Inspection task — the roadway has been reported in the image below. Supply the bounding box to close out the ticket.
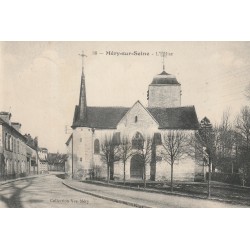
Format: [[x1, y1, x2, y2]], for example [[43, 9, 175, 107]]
[[0, 174, 130, 208]]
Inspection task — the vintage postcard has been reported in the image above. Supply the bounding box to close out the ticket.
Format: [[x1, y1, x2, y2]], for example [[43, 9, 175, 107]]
[[0, 41, 250, 208]]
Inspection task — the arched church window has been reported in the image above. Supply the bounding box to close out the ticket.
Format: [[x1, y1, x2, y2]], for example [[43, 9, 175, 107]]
[[153, 133, 162, 145], [94, 139, 100, 154], [132, 132, 144, 149], [135, 116, 138, 123], [113, 132, 121, 145]]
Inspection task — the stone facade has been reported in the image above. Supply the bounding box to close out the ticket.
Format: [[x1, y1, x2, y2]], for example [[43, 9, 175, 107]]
[[66, 125, 201, 182], [148, 84, 181, 108], [148, 71, 181, 108], [0, 112, 38, 179]]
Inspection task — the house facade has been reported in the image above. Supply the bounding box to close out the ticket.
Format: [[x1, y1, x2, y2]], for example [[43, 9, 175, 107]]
[[66, 65, 203, 182], [37, 148, 49, 174], [0, 112, 38, 179], [24, 134, 39, 175], [0, 112, 48, 180]]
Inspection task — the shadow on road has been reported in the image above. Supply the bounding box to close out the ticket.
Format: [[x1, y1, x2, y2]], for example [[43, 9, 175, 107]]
[[0, 178, 34, 208]]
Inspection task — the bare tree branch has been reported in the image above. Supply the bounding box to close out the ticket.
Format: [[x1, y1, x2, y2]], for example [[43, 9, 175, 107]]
[[160, 130, 189, 192], [133, 135, 153, 188], [118, 136, 133, 184], [100, 134, 120, 183]]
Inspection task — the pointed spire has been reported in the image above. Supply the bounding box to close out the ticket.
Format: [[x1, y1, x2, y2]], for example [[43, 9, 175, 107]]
[[78, 51, 88, 125]]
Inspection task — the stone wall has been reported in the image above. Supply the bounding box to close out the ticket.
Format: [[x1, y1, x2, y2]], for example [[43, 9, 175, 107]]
[[117, 101, 158, 136], [148, 84, 181, 108], [66, 103, 202, 182]]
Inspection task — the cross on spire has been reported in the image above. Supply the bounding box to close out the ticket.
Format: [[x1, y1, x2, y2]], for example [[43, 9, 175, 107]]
[[78, 50, 87, 73], [160, 52, 173, 71], [162, 53, 166, 71]]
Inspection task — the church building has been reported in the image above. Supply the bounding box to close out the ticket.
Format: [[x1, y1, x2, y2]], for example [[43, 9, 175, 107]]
[[66, 59, 203, 182]]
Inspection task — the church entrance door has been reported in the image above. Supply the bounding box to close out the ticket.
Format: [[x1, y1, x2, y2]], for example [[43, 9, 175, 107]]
[[130, 154, 143, 179]]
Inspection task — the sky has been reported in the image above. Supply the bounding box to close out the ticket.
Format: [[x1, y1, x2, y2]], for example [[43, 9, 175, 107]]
[[1, 41, 250, 153]]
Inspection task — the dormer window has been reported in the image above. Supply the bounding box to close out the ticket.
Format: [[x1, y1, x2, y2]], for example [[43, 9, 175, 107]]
[[135, 116, 138, 123]]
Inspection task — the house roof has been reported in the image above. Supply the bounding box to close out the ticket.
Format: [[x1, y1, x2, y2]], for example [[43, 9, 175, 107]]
[[72, 105, 199, 130], [0, 117, 27, 141]]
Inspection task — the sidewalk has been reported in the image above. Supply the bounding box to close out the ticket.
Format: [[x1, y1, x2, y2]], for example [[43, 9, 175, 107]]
[[63, 180, 247, 208], [0, 173, 50, 186]]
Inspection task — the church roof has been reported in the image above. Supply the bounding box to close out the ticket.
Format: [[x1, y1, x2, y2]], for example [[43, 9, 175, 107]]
[[151, 71, 180, 85], [72, 105, 199, 130], [72, 106, 130, 129], [148, 106, 199, 129]]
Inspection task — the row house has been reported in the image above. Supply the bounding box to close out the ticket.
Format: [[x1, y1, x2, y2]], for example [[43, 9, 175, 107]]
[[0, 112, 48, 180]]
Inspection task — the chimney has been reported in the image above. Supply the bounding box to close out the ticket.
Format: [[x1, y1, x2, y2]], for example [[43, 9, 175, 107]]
[[0, 112, 12, 125], [11, 122, 22, 133]]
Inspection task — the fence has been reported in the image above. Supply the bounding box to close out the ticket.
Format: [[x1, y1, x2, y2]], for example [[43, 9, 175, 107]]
[[206, 172, 241, 185]]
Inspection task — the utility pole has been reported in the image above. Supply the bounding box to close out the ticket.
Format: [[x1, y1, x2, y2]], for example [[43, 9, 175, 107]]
[[200, 117, 213, 199], [91, 128, 95, 179]]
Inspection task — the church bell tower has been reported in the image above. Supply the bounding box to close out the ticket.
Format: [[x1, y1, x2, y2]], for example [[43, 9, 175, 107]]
[[148, 54, 181, 108], [148, 70, 181, 108]]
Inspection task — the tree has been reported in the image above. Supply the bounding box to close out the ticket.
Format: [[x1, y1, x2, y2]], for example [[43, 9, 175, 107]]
[[214, 109, 235, 173], [245, 83, 250, 100], [133, 135, 153, 189], [197, 117, 215, 198], [100, 135, 120, 183], [118, 136, 133, 185], [235, 106, 250, 186], [160, 130, 188, 192], [236, 106, 250, 150], [47, 153, 67, 171]]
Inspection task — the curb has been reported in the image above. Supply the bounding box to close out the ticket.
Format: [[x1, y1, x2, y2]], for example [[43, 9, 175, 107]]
[[82, 180, 249, 207], [0, 174, 51, 186], [62, 181, 151, 208], [83, 180, 208, 199]]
